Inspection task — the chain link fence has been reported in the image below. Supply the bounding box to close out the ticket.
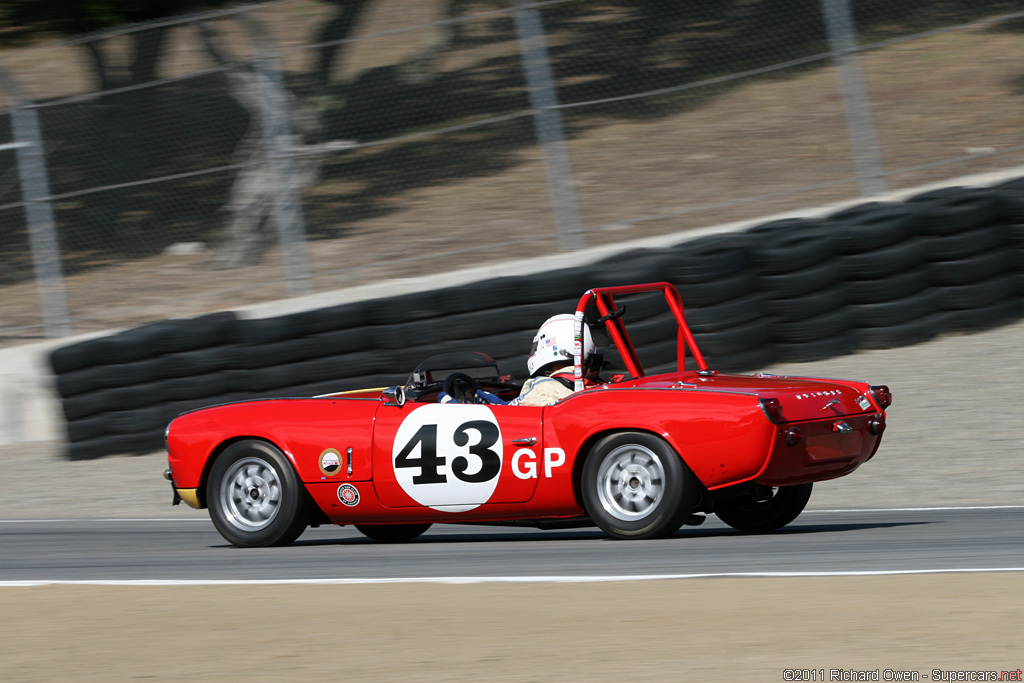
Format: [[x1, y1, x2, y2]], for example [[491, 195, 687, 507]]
[[1, 0, 1022, 343]]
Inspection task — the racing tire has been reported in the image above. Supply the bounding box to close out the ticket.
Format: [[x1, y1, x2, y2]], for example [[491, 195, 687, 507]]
[[714, 483, 813, 533], [355, 523, 432, 542], [581, 432, 697, 540], [207, 440, 308, 548]]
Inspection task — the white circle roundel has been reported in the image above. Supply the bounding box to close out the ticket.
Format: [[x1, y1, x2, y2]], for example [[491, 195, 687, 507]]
[[391, 404, 503, 513]]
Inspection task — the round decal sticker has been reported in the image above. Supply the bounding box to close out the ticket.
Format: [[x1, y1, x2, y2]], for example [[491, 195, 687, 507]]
[[391, 404, 502, 513], [319, 448, 342, 477], [337, 483, 360, 507]]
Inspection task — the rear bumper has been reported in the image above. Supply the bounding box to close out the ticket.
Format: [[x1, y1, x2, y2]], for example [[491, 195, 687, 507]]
[[755, 413, 884, 486]]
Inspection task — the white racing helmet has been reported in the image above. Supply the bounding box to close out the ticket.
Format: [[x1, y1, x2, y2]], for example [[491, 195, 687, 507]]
[[527, 314, 596, 377]]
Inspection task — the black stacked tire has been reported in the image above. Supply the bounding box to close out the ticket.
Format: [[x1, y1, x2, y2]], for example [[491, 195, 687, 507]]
[[669, 234, 773, 372], [828, 203, 938, 350]]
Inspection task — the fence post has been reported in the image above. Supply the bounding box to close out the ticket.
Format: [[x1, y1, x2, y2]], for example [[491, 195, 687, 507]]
[[0, 67, 72, 338], [822, 0, 887, 196], [513, 2, 586, 251], [239, 14, 314, 297]]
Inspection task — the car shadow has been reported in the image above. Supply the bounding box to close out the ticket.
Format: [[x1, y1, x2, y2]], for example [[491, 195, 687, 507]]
[[282, 519, 932, 547]]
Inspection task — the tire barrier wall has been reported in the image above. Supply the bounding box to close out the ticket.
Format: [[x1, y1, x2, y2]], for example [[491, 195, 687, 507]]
[[49, 182, 1024, 459]]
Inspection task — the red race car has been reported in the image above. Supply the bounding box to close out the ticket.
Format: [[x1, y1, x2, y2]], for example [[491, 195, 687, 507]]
[[164, 282, 890, 547]]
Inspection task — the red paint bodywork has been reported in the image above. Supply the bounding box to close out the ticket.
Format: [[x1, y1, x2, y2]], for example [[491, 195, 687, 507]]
[[165, 283, 888, 526]]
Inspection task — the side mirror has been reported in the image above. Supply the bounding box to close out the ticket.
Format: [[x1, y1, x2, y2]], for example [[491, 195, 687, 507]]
[[381, 385, 406, 407]]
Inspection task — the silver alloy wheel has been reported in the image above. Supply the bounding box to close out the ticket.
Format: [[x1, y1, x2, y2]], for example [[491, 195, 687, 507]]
[[595, 443, 666, 522], [219, 456, 283, 531]]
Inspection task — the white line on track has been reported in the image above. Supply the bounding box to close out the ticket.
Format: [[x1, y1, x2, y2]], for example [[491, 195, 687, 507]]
[[1, 504, 1021, 524], [2, 567, 1024, 587]]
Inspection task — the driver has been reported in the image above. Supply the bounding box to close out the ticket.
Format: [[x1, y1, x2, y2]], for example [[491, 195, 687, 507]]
[[436, 314, 602, 406], [509, 314, 598, 406]]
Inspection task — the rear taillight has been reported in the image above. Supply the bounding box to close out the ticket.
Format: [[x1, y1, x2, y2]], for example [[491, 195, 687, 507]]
[[784, 426, 804, 446], [759, 397, 783, 424], [870, 385, 892, 409]]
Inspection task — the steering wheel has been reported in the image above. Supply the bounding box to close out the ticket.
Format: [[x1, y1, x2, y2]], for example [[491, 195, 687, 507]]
[[443, 372, 484, 404]]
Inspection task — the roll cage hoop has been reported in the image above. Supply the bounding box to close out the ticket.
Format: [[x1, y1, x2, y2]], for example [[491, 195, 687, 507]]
[[572, 282, 709, 391]]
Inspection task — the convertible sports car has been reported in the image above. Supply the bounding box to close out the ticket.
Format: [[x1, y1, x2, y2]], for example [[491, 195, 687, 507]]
[[164, 282, 890, 547]]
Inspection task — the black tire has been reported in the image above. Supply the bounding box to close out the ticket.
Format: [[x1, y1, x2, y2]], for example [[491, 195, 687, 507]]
[[929, 249, 1014, 286], [934, 274, 1018, 310], [749, 223, 834, 274], [685, 293, 766, 332], [702, 344, 777, 374], [617, 312, 675, 345], [848, 288, 938, 328], [287, 301, 371, 336], [858, 313, 944, 349], [367, 290, 446, 325], [355, 524, 432, 542], [773, 332, 859, 363], [765, 287, 846, 322], [828, 203, 922, 253], [936, 296, 1023, 333], [678, 272, 757, 307], [843, 267, 931, 304], [240, 317, 297, 345], [714, 483, 813, 533], [693, 318, 771, 356], [839, 238, 929, 280], [994, 182, 1024, 224], [588, 250, 675, 288], [669, 235, 752, 284], [908, 186, 1000, 235], [581, 432, 697, 539], [758, 261, 842, 299], [924, 223, 1008, 261], [207, 440, 308, 547], [770, 307, 851, 343]]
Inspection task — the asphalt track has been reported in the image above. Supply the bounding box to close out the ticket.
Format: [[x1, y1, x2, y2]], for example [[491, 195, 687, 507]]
[[2, 506, 1021, 584]]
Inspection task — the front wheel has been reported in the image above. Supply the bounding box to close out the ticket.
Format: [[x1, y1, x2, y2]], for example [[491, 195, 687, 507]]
[[355, 523, 432, 542], [714, 483, 813, 533], [207, 439, 308, 547], [581, 432, 697, 539]]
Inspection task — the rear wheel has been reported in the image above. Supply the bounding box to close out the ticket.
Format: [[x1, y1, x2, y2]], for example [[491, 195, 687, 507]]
[[714, 483, 813, 533], [355, 523, 432, 542], [581, 432, 696, 539], [207, 439, 308, 547]]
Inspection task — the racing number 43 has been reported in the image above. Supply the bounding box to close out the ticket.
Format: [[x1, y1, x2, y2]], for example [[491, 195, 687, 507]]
[[395, 421, 501, 484]]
